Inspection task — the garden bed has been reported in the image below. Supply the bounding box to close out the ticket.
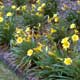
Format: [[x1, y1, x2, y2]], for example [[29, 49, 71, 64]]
[[0, 0, 80, 80]]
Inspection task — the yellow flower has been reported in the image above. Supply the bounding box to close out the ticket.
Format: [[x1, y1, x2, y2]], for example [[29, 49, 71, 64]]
[[53, 14, 58, 18], [16, 37, 23, 44], [70, 23, 76, 29], [72, 34, 79, 42], [38, 23, 41, 27], [74, 29, 79, 34], [16, 28, 22, 34], [57, 58, 63, 61], [37, 3, 45, 13], [32, 4, 36, 9], [25, 34, 32, 42], [16, 7, 20, 11], [36, 0, 40, 4], [33, 46, 42, 52], [21, 5, 27, 11], [63, 3, 69, 10], [61, 37, 69, 44], [26, 37, 31, 42], [0, 16, 3, 23], [25, 27, 30, 32], [38, 7, 43, 12], [15, 34, 19, 37], [35, 12, 43, 17], [33, 43, 43, 52], [0, 5, 4, 9], [11, 5, 16, 9], [48, 15, 52, 23], [62, 41, 70, 50], [6, 12, 13, 17], [50, 28, 57, 33], [34, 34, 41, 39], [61, 6, 66, 11], [48, 51, 55, 56], [53, 14, 59, 23], [61, 3, 69, 11], [54, 17, 59, 23], [27, 49, 33, 56], [64, 58, 72, 65], [45, 46, 48, 52], [38, 42, 43, 47], [41, 3, 46, 8]]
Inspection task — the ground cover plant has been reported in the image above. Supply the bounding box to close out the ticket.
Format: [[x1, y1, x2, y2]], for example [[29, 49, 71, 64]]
[[0, 0, 80, 80]]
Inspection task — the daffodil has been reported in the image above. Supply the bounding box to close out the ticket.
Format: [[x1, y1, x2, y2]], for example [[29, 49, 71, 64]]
[[11, 5, 16, 9], [72, 34, 79, 42], [16, 37, 23, 44], [53, 14, 59, 23], [15, 34, 19, 38], [25, 34, 32, 42], [33, 43, 43, 52], [38, 23, 41, 27], [38, 42, 43, 47], [27, 49, 33, 56], [25, 27, 30, 32], [21, 5, 27, 11], [48, 51, 55, 56], [61, 6, 66, 11], [70, 23, 76, 29], [26, 37, 31, 42], [32, 4, 36, 9], [33, 46, 42, 52], [36, 0, 40, 4], [50, 28, 57, 34], [34, 34, 40, 39], [54, 17, 59, 23], [45, 46, 48, 52], [0, 16, 3, 23], [64, 58, 72, 65], [48, 16, 52, 23], [41, 3, 46, 8], [38, 3, 45, 12], [16, 28, 22, 34], [38, 7, 43, 12], [53, 14, 58, 18], [35, 12, 43, 17], [62, 41, 70, 50], [74, 29, 79, 34], [16, 7, 20, 11], [61, 37, 69, 44], [63, 3, 69, 10], [61, 3, 69, 11], [6, 12, 13, 17], [0, 5, 4, 9]]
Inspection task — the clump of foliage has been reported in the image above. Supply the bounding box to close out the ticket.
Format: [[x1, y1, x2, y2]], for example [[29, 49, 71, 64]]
[[66, 10, 80, 31], [12, 0, 27, 6], [44, 0, 58, 17]]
